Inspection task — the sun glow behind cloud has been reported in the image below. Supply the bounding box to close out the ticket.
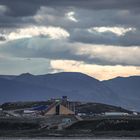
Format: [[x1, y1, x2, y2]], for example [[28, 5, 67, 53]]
[[51, 60, 140, 80], [5, 26, 70, 41], [88, 27, 135, 36]]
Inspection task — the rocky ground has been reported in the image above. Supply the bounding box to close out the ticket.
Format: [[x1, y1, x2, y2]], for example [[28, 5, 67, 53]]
[[0, 115, 140, 137]]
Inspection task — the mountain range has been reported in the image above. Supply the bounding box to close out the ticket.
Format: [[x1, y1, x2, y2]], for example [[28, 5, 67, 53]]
[[0, 72, 140, 111]]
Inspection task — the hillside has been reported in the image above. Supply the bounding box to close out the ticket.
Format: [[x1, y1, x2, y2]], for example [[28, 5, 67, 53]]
[[0, 72, 118, 105], [76, 102, 132, 114], [0, 72, 140, 111], [0, 77, 65, 102], [103, 76, 140, 111]]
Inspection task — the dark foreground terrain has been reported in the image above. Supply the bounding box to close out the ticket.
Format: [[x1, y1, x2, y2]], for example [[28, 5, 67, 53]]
[[0, 115, 140, 137], [1, 129, 140, 138], [0, 100, 139, 137]]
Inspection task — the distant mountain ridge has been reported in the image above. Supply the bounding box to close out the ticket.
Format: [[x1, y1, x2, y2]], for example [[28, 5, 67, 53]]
[[103, 76, 140, 111], [0, 72, 140, 111]]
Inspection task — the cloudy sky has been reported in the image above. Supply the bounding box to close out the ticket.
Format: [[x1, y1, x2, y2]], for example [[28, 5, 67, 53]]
[[0, 0, 140, 80]]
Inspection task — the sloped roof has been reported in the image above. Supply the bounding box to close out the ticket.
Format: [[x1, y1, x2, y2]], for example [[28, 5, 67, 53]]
[[31, 105, 49, 111]]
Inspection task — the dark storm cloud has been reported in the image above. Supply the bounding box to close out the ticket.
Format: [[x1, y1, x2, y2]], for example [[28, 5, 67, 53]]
[[0, 15, 25, 28], [0, 0, 44, 17], [0, 35, 6, 41], [48, 0, 137, 11], [1, 1, 140, 30], [119, 30, 140, 46], [69, 29, 140, 46], [0, 0, 140, 17], [69, 29, 119, 46], [0, 0, 140, 46], [0, 0, 139, 26]]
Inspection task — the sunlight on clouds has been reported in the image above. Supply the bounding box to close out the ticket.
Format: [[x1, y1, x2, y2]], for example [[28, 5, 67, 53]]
[[1, 39, 140, 66], [76, 44, 140, 66], [51, 60, 140, 80], [7, 26, 70, 40], [88, 27, 135, 36], [66, 11, 78, 22]]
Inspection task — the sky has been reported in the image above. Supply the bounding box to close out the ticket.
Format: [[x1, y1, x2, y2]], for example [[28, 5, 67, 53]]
[[0, 0, 140, 80]]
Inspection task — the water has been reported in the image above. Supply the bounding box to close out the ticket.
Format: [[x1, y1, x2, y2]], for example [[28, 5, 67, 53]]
[[0, 138, 140, 140]]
